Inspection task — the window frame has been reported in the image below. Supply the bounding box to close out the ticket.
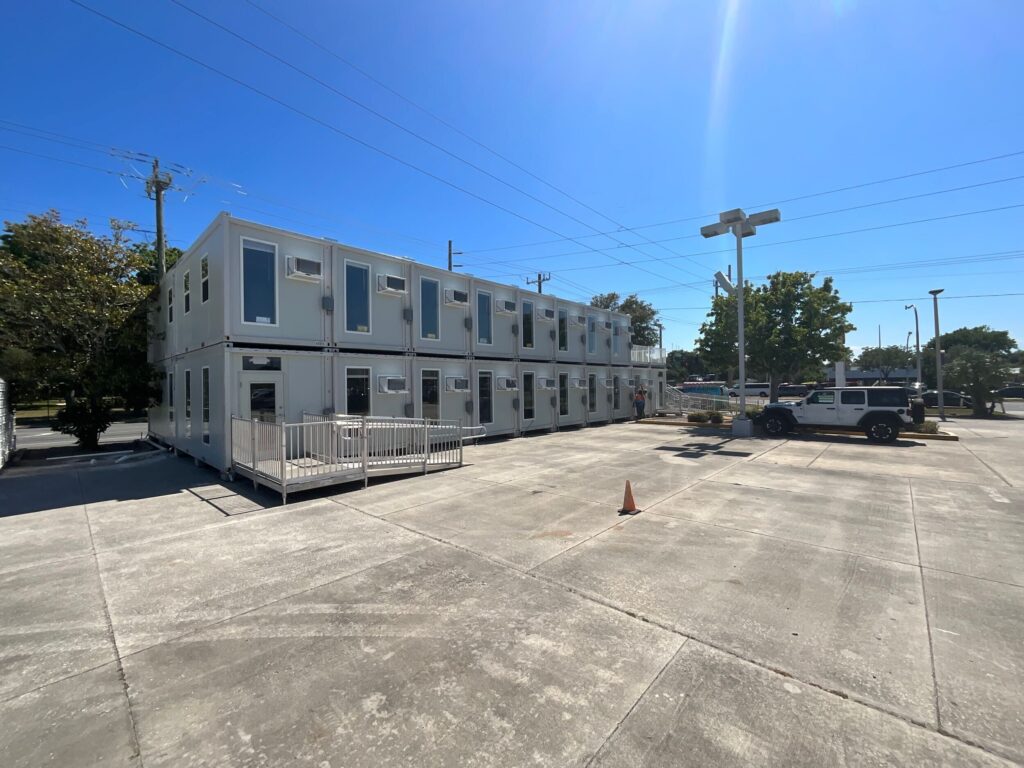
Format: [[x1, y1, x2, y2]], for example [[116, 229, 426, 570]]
[[421, 369, 441, 421], [200, 254, 210, 304], [476, 290, 493, 346], [344, 259, 372, 335], [183, 270, 191, 315], [557, 308, 568, 351], [167, 370, 175, 426], [240, 236, 280, 327], [521, 299, 534, 349], [587, 316, 597, 354], [558, 372, 569, 416], [588, 373, 597, 413], [201, 367, 210, 444], [420, 276, 441, 341], [613, 376, 621, 410], [184, 369, 192, 438], [840, 390, 866, 405], [345, 366, 372, 416], [478, 370, 494, 425], [522, 371, 535, 419], [167, 287, 173, 324]]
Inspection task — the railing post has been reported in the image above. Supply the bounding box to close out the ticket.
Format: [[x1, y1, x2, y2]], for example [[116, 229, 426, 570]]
[[250, 418, 257, 490], [280, 423, 287, 502], [361, 415, 369, 488], [423, 420, 429, 474]]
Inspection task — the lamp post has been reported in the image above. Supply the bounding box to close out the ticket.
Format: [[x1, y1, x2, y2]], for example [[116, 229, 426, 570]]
[[929, 289, 945, 420], [904, 303, 922, 385], [701, 208, 781, 436]]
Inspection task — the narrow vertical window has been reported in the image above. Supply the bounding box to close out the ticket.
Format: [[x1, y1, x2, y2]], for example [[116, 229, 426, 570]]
[[478, 372, 493, 424], [346, 368, 370, 415], [200, 255, 209, 303], [167, 287, 173, 324], [523, 372, 535, 419], [168, 371, 175, 425], [612, 323, 620, 355], [558, 374, 569, 416], [522, 300, 534, 349], [183, 271, 191, 315], [558, 309, 568, 351], [613, 376, 621, 410], [587, 317, 596, 354], [201, 367, 210, 444], [477, 291, 492, 344], [184, 369, 192, 437], [345, 262, 370, 333], [422, 370, 440, 421], [242, 239, 277, 324], [421, 278, 439, 339], [588, 374, 597, 413]]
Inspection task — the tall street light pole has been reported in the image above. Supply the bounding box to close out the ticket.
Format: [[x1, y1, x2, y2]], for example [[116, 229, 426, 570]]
[[701, 208, 781, 437], [929, 289, 945, 420], [905, 303, 922, 385]]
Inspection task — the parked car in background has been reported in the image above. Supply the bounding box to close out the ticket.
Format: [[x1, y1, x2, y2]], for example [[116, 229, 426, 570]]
[[727, 382, 770, 398], [921, 390, 973, 408], [777, 383, 809, 397], [993, 385, 1024, 399]]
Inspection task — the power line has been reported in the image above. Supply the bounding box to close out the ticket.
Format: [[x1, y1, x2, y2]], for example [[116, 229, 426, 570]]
[[162, 0, 708, 288], [0, 144, 145, 180], [461, 148, 1024, 255], [849, 292, 1024, 305]]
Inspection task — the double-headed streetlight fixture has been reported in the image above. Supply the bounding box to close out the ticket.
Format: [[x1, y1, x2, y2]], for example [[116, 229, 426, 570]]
[[904, 303, 922, 385], [929, 289, 945, 420], [701, 207, 781, 436]]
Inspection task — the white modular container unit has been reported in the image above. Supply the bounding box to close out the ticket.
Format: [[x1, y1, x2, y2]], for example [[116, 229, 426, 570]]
[[583, 366, 612, 424], [469, 277, 518, 359], [609, 369, 632, 420], [556, 364, 587, 428], [519, 362, 557, 433], [472, 359, 518, 437], [332, 244, 411, 353], [518, 290, 557, 362], [610, 314, 633, 366], [412, 357, 473, 425], [332, 353, 412, 419], [555, 300, 588, 363], [584, 309, 614, 366], [411, 265, 472, 357]]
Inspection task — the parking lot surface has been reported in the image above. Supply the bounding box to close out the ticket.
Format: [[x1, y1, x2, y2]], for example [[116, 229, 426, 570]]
[[1, 418, 1021, 766]]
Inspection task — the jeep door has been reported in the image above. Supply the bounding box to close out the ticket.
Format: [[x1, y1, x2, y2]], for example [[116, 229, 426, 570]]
[[837, 390, 867, 426], [802, 390, 839, 425]]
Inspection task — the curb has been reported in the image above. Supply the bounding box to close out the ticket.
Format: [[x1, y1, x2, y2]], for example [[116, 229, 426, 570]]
[[638, 419, 958, 441]]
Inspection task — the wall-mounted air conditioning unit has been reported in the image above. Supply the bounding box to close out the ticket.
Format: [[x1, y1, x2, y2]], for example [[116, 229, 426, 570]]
[[538, 308, 555, 322], [603, 378, 614, 387], [626, 378, 637, 386], [571, 314, 586, 326], [445, 376, 471, 392], [377, 274, 407, 295], [377, 375, 408, 394], [496, 300, 517, 314], [570, 377, 586, 389], [286, 256, 322, 281], [444, 288, 469, 306], [538, 378, 557, 390], [603, 321, 613, 330], [496, 376, 519, 391]]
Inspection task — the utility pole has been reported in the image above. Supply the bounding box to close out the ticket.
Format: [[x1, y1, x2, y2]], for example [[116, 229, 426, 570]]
[[146, 158, 173, 278], [905, 304, 922, 384], [447, 240, 463, 272], [930, 288, 945, 420], [526, 272, 551, 294]]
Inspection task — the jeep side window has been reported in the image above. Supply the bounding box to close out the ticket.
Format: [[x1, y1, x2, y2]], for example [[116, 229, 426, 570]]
[[841, 391, 866, 405], [867, 389, 908, 407], [808, 391, 835, 404]]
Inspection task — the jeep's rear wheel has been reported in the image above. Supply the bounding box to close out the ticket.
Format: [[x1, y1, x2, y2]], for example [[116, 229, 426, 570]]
[[865, 419, 899, 443], [762, 414, 790, 437]]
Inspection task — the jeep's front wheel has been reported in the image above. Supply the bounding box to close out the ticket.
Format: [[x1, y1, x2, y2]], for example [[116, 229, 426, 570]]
[[865, 419, 899, 443], [762, 414, 790, 437]]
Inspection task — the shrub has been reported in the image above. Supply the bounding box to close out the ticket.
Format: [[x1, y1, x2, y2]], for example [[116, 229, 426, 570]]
[[708, 411, 724, 424], [687, 411, 709, 423], [912, 421, 939, 434], [745, 406, 763, 420]]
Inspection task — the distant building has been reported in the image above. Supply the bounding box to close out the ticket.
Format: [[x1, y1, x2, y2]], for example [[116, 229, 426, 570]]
[[824, 367, 918, 386]]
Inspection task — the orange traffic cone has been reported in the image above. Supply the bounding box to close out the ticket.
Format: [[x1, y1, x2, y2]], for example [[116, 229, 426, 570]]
[[619, 480, 641, 515]]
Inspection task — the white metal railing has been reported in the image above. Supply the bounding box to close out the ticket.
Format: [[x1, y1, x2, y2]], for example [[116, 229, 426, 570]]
[[232, 413, 466, 502], [662, 385, 739, 416], [631, 346, 667, 364], [0, 379, 13, 470]]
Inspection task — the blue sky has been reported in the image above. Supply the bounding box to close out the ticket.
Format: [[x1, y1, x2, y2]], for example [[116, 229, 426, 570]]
[[2, 0, 1022, 354]]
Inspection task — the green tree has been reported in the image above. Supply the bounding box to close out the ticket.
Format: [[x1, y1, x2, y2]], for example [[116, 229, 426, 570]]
[[697, 272, 853, 401], [666, 350, 705, 383], [944, 348, 1009, 417], [922, 326, 1017, 387], [0, 211, 159, 448], [590, 292, 660, 346], [856, 345, 911, 382]]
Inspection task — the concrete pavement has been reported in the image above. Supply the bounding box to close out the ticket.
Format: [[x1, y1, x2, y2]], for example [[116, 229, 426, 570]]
[[0, 418, 1021, 766]]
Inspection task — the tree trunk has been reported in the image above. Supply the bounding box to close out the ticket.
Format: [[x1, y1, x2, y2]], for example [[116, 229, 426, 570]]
[[769, 372, 781, 403]]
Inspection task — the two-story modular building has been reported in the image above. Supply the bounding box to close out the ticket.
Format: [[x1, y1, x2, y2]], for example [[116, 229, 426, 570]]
[[148, 213, 667, 471]]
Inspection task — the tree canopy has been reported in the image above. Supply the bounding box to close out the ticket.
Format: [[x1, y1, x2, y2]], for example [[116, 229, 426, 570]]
[[697, 271, 854, 400], [855, 345, 912, 382], [590, 292, 660, 346], [0, 211, 159, 447], [922, 325, 1018, 388], [944, 349, 1009, 416]]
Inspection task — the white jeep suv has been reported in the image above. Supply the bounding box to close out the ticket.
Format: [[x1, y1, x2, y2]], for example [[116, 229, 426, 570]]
[[756, 387, 914, 443]]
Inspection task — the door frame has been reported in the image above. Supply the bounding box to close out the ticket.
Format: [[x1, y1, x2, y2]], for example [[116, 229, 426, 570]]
[[238, 371, 285, 423]]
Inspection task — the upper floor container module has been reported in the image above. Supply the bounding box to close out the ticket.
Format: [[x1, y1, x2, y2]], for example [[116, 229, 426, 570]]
[[151, 213, 641, 365]]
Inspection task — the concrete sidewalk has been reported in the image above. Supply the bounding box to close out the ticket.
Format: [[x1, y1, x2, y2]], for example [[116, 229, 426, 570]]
[[0, 421, 1021, 766]]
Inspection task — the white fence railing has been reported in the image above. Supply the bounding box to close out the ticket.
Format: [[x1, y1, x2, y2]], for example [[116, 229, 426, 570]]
[[232, 413, 466, 502], [0, 379, 13, 470], [662, 385, 739, 416], [631, 346, 667, 364]]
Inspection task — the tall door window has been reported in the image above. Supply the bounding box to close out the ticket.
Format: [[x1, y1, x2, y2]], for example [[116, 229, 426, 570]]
[[200, 255, 209, 303], [558, 309, 568, 351], [421, 278, 440, 339], [345, 262, 370, 333], [241, 239, 277, 325], [587, 317, 596, 353], [478, 372, 493, 424], [201, 367, 210, 444], [346, 368, 370, 415], [183, 271, 191, 315], [588, 374, 597, 413], [613, 376, 621, 410], [168, 371, 175, 426], [523, 372, 535, 419], [167, 288, 173, 324], [558, 373, 569, 416], [612, 325, 620, 355], [422, 370, 440, 421], [248, 382, 277, 423], [522, 300, 534, 349], [477, 291, 492, 344], [184, 370, 192, 437]]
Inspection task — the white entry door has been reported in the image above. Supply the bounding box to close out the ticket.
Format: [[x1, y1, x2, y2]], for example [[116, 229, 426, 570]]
[[239, 372, 285, 423]]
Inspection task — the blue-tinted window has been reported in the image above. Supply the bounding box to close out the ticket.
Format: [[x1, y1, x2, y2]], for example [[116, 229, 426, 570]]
[[477, 291, 492, 344], [479, 372, 493, 424], [345, 262, 370, 333], [421, 278, 439, 339], [242, 240, 276, 324], [522, 301, 534, 348], [558, 309, 568, 351]]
